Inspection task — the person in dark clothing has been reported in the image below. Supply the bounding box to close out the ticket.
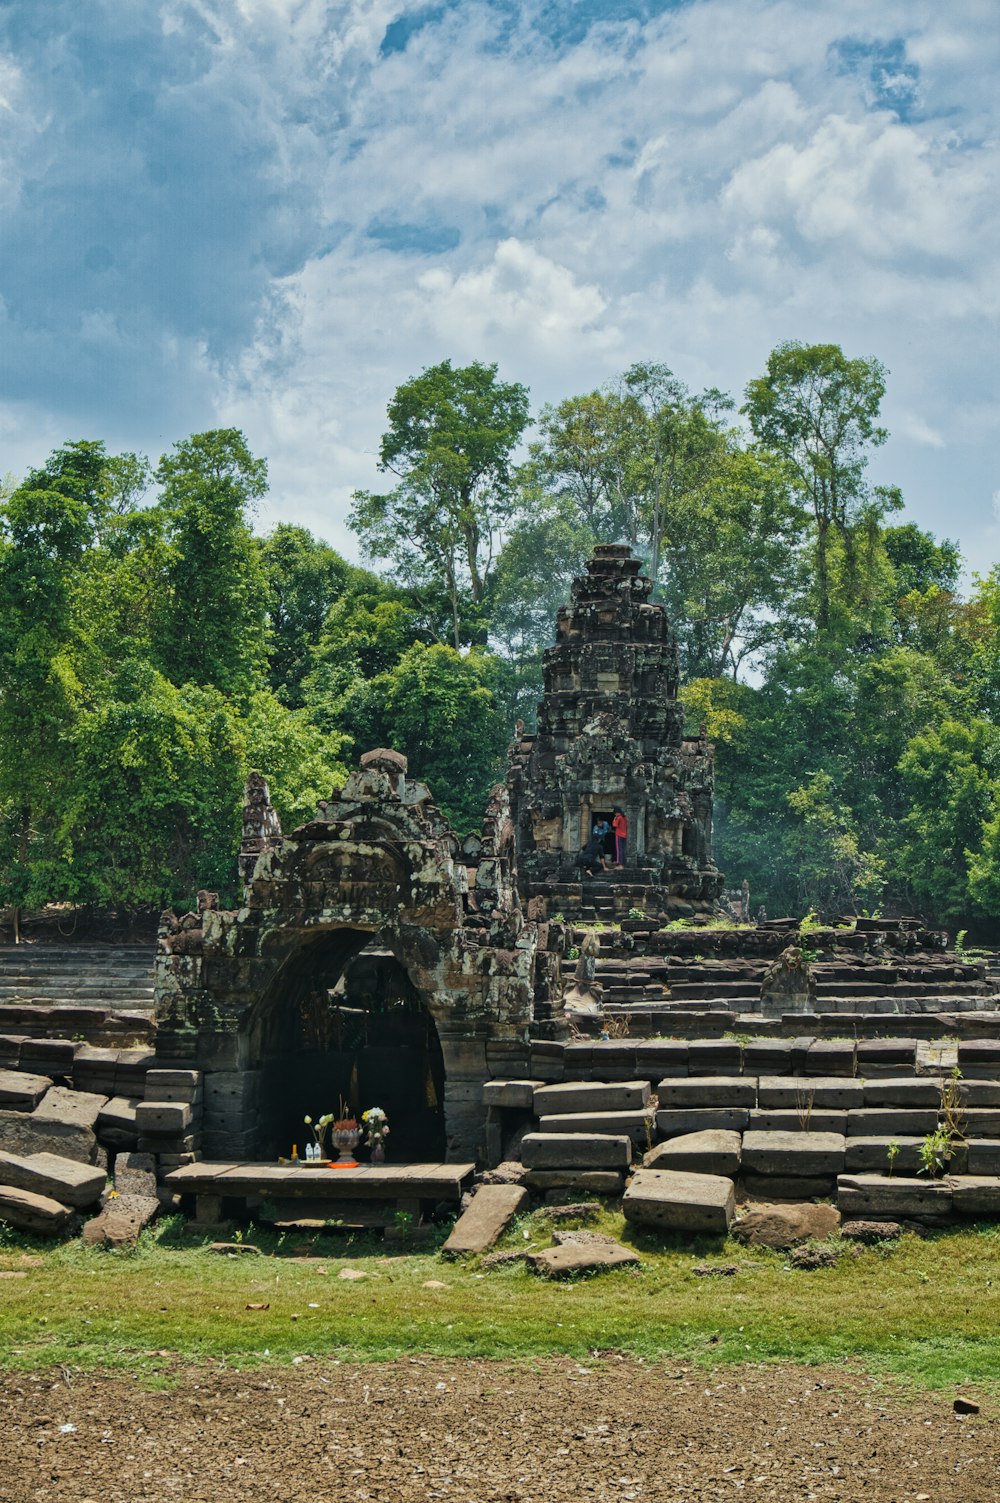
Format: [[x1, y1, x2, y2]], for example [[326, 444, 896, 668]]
[[576, 832, 609, 877]]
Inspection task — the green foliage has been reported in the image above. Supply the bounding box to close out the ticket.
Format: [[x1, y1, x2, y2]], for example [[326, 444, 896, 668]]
[[261, 524, 352, 707]]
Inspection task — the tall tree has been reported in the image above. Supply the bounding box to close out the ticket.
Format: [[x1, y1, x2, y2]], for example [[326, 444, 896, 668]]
[[151, 429, 269, 697], [261, 524, 351, 707], [350, 360, 531, 648], [743, 342, 901, 632]]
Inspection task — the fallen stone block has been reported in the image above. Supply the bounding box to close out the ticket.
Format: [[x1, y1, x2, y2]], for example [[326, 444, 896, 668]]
[[656, 1108, 749, 1138], [947, 1175, 1000, 1218], [747, 1110, 847, 1135], [34, 1087, 108, 1132], [442, 1184, 529, 1256], [0, 1149, 104, 1208], [0, 1069, 53, 1112], [732, 1202, 840, 1250], [527, 1240, 640, 1277], [862, 1078, 944, 1108], [0, 1108, 98, 1165], [657, 1077, 756, 1109], [643, 1129, 741, 1178], [521, 1132, 632, 1171], [536, 1110, 654, 1148], [742, 1131, 846, 1178], [837, 1173, 953, 1224], [0, 1183, 72, 1235], [533, 1080, 650, 1115], [482, 1080, 535, 1109], [623, 1168, 735, 1236], [113, 1151, 158, 1199], [523, 1170, 624, 1194], [81, 1193, 159, 1249], [757, 1077, 862, 1111]]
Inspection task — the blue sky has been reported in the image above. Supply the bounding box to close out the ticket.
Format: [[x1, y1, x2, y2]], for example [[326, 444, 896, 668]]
[[0, 0, 997, 573]]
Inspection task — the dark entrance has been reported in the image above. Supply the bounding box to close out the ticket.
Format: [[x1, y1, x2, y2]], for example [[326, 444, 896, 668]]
[[248, 932, 446, 1162]]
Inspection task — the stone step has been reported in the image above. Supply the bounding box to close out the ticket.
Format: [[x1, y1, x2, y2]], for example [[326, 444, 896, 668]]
[[537, 1110, 655, 1148], [521, 1132, 632, 1171], [643, 1129, 741, 1178], [533, 1080, 650, 1115], [623, 1168, 735, 1235]]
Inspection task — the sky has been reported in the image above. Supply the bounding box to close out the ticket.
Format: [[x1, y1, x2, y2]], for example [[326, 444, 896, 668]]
[[0, 0, 997, 573]]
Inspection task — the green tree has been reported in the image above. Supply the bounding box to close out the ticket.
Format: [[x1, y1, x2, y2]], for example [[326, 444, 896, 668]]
[[743, 342, 901, 632], [151, 429, 269, 697], [261, 524, 351, 707], [350, 360, 531, 648]]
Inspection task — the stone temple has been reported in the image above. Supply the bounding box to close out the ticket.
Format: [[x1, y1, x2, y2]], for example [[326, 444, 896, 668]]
[[2, 545, 998, 1242]]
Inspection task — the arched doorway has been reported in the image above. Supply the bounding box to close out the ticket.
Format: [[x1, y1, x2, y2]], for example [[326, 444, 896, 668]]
[[244, 929, 446, 1162]]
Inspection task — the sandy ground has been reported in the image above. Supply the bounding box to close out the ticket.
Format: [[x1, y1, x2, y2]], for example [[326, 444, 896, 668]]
[[0, 1357, 995, 1503]]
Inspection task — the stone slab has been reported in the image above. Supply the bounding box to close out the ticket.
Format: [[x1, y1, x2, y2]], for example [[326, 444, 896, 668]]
[[521, 1132, 632, 1170], [113, 1151, 158, 1199], [643, 1129, 741, 1178], [482, 1079, 535, 1110], [844, 1137, 928, 1174], [527, 1241, 640, 1277], [656, 1108, 749, 1138], [747, 1110, 847, 1135], [623, 1168, 735, 1235], [742, 1131, 846, 1177], [533, 1080, 651, 1115], [0, 1149, 104, 1208], [958, 1081, 1000, 1107], [0, 1183, 72, 1235], [657, 1078, 756, 1109], [33, 1086, 108, 1131], [442, 1184, 529, 1256], [837, 1173, 953, 1224], [961, 1109, 1000, 1137], [0, 1069, 53, 1111], [97, 1097, 141, 1134], [757, 1077, 863, 1110], [135, 1101, 193, 1134], [536, 1111, 655, 1148], [81, 1193, 159, 1248], [967, 1140, 1000, 1175], [523, 1170, 624, 1194], [0, 1108, 98, 1164], [846, 1109, 940, 1137], [947, 1175, 1000, 1218], [862, 1078, 944, 1108]]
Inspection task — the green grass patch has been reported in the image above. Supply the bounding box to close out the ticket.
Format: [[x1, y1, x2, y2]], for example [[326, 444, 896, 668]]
[[2, 1210, 999, 1392]]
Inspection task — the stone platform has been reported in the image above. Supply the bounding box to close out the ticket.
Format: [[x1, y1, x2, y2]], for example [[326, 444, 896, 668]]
[[165, 1160, 476, 1228]]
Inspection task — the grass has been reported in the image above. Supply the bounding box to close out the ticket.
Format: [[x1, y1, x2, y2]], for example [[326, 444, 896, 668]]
[[2, 1208, 1000, 1392]]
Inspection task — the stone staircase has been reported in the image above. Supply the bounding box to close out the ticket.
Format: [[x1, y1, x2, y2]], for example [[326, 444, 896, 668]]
[[487, 1029, 1000, 1225], [0, 944, 156, 1042]]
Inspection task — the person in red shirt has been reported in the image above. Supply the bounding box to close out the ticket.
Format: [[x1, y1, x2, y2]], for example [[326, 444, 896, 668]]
[[612, 807, 627, 866]]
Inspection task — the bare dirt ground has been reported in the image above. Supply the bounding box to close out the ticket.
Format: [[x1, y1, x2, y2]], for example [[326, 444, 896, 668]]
[[0, 1357, 995, 1503]]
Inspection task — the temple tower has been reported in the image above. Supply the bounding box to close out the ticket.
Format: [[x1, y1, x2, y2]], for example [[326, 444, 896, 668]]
[[507, 544, 723, 917]]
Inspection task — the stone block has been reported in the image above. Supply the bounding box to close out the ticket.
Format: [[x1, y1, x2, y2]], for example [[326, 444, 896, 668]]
[[687, 1041, 742, 1075], [732, 1202, 841, 1249], [0, 1068, 52, 1111], [81, 1193, 159, 1248], [657, 1077, 756, 1109], [962, 1109, 1000, 1137], [537, 1111, 655, 1148], [482, 1080, 535, 1109], [19, 1039, 76, 1076], [143, 1069, 203, 1104], [958, 1081, 1000, 1107], [967, 1140, 1000, 1175], [844, 1137, 927, 1174], [113, 1151, 158, 1199], [521, 1132, 632, 1170], [656, 1108, 750, 1138], [442, 1184, 529, 1256], [623, 1168, 735, 1236], [957, 1041, 1000, 1078], [862, 1078, 944, 1108], [757, 1076, 863, 1110], [846, 1109, 940, 1137], [837, 1173, 953, 1224], [804, 1041, 856, 1077], [948, 1175, 1000, 1218], [742, 1131, 846, 1178], [33, 1087, 108, 1131], [856, 1040, 917, 1077], [0, 1183, 72, 1235], [747, 1110, 847, 1135], [533, 1080, 650, 1115], [135, 1101, 194, 1135], [0, 1108, 97, 1165], [97, 1096, 141, 1134], [0, 1036, 25, 1070], [643, 1129, 741, 1178], [0, 1149, 105, 1207], [632, 1042, 689, 1079], [523, 1170, 624, 1194], [527, 1241, 640, 1276]]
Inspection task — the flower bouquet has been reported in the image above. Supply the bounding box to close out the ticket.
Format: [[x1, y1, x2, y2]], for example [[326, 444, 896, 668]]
[[362, 1106, 389, 1164]]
